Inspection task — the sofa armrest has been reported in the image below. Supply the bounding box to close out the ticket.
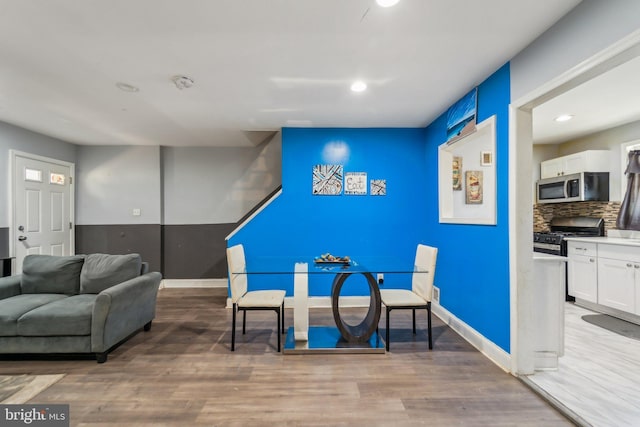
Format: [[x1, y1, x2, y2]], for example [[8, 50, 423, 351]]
[[91, 271, 162, 352], [0, 275, 21, 300]]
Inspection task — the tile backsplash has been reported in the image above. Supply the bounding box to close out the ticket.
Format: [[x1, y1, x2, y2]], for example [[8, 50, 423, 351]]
[[533, 201, 621, 233]]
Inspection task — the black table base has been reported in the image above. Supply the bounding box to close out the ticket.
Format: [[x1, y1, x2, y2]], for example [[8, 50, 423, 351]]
[[331, 271, 381, 343]]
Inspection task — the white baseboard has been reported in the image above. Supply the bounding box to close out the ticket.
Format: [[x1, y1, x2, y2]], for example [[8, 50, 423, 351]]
[[161, 279, 228, 289], [432, 301, 512, 373]]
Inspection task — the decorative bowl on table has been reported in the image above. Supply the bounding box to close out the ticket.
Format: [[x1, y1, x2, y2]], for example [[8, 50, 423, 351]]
[[314, 253, 350, 265]]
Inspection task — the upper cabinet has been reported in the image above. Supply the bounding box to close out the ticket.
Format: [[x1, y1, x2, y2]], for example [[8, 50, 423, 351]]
[[540, 150, 610, 179]]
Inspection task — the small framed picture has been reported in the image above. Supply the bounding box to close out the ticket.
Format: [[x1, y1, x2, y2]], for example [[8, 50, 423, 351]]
[[481, 151, 493, 166]]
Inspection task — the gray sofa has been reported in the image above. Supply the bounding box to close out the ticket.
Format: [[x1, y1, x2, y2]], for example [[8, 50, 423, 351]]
[[0, 253, 162, 363]]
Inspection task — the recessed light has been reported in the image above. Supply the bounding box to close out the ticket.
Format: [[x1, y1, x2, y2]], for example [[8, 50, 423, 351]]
[[376, 0, 400, 7], [115, 82, 139, 93], [351, 81, 367, 92], [554, 114, 573, 122]]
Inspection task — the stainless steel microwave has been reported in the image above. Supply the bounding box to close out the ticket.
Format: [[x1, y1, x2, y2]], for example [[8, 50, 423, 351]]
[[537, 172, 609, 204]]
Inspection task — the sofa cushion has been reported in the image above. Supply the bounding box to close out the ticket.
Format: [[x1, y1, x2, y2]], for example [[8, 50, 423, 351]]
[[21, 255, 85, 295], [0, 294, 68, 336], [17, 294, 97, 337], [80, 253, 141, 294]]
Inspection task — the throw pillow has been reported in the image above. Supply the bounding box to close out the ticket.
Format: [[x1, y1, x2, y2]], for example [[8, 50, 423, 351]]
[[21, 255, 85, 295], [80, 253, 142, 294]]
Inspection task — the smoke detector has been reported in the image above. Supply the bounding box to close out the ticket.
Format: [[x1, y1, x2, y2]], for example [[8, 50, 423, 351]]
[[172, 75, 195, 90]]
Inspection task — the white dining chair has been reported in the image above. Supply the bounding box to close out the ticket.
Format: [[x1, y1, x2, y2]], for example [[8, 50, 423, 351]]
[[379, 244, 437, 351], [227, 244, 286, 352]]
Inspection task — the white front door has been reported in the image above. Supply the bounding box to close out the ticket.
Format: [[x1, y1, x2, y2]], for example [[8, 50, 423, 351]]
[[12, 152, 74, 273]]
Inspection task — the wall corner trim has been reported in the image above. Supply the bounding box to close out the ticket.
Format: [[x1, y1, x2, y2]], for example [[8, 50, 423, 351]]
[[432, 302, 512, 374]]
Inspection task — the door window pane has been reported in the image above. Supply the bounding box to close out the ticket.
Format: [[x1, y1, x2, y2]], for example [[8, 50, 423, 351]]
[[50, 173, 65, 185], [25, 168, 42, 182]]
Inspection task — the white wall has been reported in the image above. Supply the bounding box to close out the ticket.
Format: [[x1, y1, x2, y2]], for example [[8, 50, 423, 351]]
[[533, 120, 640, 203], [511, 0, 640, 102], [162, 133, 281, 225], [531, 144, 560, 203], [76, 145, 161, 225], [0, 121, 76, 228]]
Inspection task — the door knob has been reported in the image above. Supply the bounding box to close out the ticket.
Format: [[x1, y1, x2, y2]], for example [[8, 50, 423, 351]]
[[18, 236, 27, 241]]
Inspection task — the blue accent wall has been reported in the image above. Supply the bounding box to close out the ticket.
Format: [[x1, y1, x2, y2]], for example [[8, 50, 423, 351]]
[[229, 127, 429, 296], [231, 63, 511, 353], [424, 63, 511, 352]]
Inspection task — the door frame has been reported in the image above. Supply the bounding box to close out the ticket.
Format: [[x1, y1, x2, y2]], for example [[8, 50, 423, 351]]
[[510, 30, 640, 375], [9, 150, 76, 264]]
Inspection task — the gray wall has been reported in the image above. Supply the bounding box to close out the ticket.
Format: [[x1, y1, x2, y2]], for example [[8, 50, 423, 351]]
[[73, 136, 282, 278], [76, 145, 161, 225], [511, 0, 640, 101], [0, 121, 77, 228], [162, 134, 281, 224], [0, 121, 76, 258], [161, 134, 282, 278]]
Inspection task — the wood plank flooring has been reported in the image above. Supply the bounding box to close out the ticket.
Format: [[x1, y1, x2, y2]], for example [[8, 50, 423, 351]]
[[528, 302, 640, 427], [0, 288, 571, 426]]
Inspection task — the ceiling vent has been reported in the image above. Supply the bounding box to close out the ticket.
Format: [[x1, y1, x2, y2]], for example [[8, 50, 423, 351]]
[[172, 75, 195, 90]]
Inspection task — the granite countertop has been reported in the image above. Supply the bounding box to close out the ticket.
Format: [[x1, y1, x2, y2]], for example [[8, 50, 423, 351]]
[[564, 236, 640, 247]]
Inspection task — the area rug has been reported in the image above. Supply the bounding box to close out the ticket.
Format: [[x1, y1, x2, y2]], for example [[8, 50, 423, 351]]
[[0, 375, 65, 404], [582, 314, 640, 340]]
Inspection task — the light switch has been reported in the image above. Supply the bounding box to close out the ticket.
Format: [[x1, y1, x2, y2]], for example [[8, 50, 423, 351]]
[[132, 208, 141, 216]]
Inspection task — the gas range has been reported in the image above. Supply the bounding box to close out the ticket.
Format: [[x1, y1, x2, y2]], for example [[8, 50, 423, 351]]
[[534, 217, 604, 302], [533, 217, 604, 256]]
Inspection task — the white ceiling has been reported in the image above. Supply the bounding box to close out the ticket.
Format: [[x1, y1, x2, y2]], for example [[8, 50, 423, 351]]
[[533, 54, 640, 145], [0, 0, 581, 147]]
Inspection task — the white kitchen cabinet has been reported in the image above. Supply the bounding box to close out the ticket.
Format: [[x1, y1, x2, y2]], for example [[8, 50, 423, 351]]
[[597, 257, 635, 312], [567, 241, 598, 303], [540, 150, 610, 179], [597, 244, 640, 314]]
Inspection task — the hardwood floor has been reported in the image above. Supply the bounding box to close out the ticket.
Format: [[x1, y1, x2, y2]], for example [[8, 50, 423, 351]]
[[0, 288, 571, 426], [528, 302, 640, 427]]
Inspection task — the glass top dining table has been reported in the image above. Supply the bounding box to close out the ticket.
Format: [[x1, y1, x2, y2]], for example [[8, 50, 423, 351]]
[[230, 255, 427, 354], [230, 255, 417, 276]]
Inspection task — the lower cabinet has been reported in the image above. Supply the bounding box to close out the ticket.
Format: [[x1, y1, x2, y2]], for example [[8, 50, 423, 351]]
[[568, 241, 640, 317], [567, 241, 598, 303], [597, 257, 636, 313]]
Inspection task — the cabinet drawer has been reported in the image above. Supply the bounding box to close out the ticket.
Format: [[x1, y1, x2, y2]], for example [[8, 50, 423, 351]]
[[567, 241, 597, 257], [598, 244, 640, 263]]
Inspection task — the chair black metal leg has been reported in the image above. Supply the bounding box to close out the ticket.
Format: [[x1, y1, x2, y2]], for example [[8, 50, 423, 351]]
[[386, 307, 391, 351], [277, 307, 281, 352], [231, 303, 237, 351], [281, 301, 285, 334], [427, 302, 433, 350], [242, 309, 247, 334], [412, 309, 416, 334]]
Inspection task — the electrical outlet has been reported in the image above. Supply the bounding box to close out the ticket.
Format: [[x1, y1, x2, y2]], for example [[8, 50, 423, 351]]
[[377, 273, 384, 285], [132, 208, 141, 216], [433, 286, 440, 303]]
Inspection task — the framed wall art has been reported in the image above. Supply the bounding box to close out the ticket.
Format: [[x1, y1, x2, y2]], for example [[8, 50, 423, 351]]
[[312, 164, 343, 195], [481, 151, 493, 166], [370, 179, 386, 196]]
